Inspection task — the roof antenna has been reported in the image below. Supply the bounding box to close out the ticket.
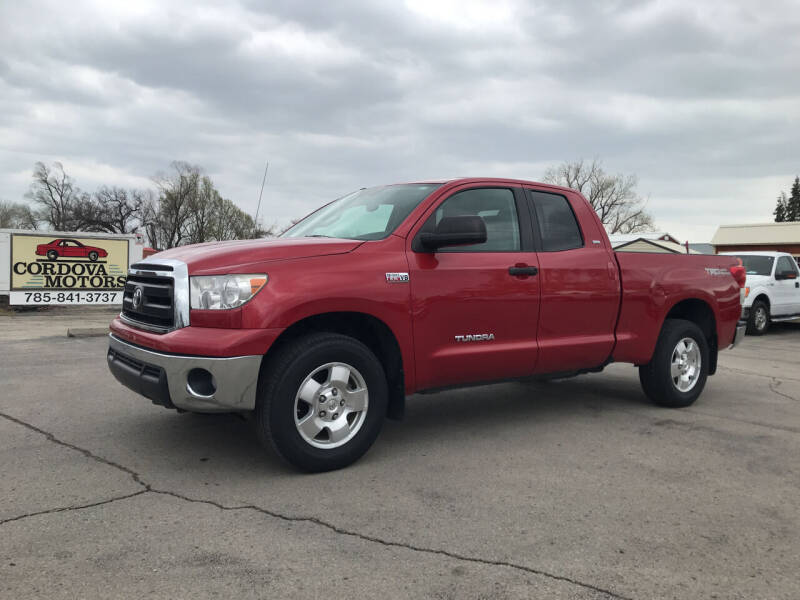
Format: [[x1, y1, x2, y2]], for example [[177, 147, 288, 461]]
[[253, 160, 269, 236]]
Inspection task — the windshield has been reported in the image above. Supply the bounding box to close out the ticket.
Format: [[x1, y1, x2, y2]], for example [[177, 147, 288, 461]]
[[735, 255, 774, 276], [282, 184, 441, 241]]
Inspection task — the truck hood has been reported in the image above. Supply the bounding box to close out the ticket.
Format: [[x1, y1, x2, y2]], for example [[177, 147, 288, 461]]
[[140, 238, 363, 273]]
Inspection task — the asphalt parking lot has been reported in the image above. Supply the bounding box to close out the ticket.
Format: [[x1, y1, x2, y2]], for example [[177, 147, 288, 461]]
[[1, 318, 798, 599]]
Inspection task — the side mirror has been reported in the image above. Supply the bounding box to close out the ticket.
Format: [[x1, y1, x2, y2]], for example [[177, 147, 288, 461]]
[[779, 271, 798, 280], [417, 216, 487, 251]]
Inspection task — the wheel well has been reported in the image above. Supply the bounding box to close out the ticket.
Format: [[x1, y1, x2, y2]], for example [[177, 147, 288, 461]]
[[665, 299, 718, 374], [752, 294, 770, 308], [267, 312, 405, 420]]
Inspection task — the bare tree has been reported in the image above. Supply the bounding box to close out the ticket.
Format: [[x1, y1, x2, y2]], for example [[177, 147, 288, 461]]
[[542, 159, 654, 234], [73, 186, 150, 234], [25, 162, 91, 231], [92, 186, 148, 233], [149, 161, 202, 248], [186, 176, 219, 244], [208, 194, 273, 241], [0, 200, 38, 229], [21, 159, 275, 248], [142, 162, 273, 249]]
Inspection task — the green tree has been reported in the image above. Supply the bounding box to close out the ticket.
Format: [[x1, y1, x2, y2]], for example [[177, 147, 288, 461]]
[[788, 176, 800, 221], [774, 192, 787, 221], [774, 191, 788, 222]]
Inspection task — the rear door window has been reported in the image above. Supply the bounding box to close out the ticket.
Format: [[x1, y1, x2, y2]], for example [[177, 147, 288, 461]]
[[528, 191, 584, 252]]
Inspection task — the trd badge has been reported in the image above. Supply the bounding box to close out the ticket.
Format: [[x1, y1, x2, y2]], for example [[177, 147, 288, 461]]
[[385, 272, 410, 283]]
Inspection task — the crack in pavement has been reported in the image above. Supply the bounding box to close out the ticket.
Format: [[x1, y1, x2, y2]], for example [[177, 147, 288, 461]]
[[718, 365, 800, 383], [0, 490, 148, 525], [0, 411, 148, 489], [769, 378, 799, 403], [0, 410, 631, 600], [147, 488, 633, 600]]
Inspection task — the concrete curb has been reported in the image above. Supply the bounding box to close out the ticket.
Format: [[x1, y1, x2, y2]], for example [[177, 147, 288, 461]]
[[67, 328, 109, 338]]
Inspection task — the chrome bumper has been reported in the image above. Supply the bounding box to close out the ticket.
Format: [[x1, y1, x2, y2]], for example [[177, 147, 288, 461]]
[[729, 322, 747, 349], [107, 334, 262, 412]]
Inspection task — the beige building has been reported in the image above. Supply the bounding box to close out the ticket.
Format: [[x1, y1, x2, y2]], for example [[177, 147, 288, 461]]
[[712, 222, 800, 262]]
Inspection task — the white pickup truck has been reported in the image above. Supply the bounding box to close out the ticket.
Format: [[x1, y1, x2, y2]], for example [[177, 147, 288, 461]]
[[721, 251, 800, 335]]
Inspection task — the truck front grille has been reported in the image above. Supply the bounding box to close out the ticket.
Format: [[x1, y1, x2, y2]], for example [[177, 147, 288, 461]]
[[122, 271, 176, 332]]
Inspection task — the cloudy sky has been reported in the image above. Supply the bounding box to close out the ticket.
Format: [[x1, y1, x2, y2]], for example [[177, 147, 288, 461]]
[[1, 0, 799, 242]]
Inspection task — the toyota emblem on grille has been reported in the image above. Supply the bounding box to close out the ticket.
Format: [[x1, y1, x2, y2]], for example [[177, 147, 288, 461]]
[[132, 287, 143, 309]]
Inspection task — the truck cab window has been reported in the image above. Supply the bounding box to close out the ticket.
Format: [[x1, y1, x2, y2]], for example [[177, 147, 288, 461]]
[[529, 191, 583, 252], [777, 256, 798, 278], [423, 188, 520, 252]]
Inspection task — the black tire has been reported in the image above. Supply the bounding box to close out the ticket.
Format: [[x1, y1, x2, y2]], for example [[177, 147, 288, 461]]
[[88, 251, 99, 262], [639, 319, 709, 408], [255, 333, 388, 472], [46, 250, 58, 261], [746, 300, 770, 336]]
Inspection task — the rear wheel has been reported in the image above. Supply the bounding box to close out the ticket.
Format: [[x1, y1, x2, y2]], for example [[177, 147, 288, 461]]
[[746, 300, 769, 336], [46, 250, 58, 261], [639, 319, 709, 408], [255, 333, 388, 472]]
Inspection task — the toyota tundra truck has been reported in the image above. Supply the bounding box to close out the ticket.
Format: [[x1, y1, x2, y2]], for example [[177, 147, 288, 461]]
[[107, 178, 747, 471]]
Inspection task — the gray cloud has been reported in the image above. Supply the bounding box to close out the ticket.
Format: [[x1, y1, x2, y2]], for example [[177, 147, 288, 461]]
[[1, 0, 798, 241]]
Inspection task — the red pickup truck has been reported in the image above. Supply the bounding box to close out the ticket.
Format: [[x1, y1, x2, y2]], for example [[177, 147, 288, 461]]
[[108, 178, 746, 471]]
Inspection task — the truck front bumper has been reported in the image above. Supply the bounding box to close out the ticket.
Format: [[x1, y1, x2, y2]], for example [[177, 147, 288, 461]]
[[107, 334, 262, 412]]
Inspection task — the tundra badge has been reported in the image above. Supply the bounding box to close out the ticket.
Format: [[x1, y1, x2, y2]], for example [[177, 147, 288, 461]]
[[385, 272, 410, 283], [454, 334, 495, 342]]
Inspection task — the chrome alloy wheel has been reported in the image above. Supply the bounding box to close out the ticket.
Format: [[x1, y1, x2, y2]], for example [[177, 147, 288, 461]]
[[293, 362, 369, 449], [670, 337, 701, 392], [754, 306, 768, 331]]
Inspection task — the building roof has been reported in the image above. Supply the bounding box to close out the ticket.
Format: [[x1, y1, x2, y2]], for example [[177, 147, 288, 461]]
[[607, 231, 680, 245], [613, 237, 699, 254], [712, 222, 800, 246], [688, 243, 715, 254]]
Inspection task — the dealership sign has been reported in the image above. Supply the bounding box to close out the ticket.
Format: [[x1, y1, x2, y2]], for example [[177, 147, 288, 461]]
[[9, 234, 128, 305]]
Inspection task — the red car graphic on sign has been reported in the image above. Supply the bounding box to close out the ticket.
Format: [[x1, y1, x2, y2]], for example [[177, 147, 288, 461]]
[[35, 239, 108, 262]]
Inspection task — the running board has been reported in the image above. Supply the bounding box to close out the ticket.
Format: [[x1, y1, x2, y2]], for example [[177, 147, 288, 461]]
[[770, 314, 800, 323]]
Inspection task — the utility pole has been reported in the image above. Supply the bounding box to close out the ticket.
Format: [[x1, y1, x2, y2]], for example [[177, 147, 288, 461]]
[[253, 160, 269, 236]]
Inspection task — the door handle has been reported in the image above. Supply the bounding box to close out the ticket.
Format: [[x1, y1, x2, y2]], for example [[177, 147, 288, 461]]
[[508, 266, 538, 277], [796, 281, 799, 288]]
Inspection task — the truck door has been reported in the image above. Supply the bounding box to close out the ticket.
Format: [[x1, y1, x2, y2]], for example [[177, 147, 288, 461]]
[[524, 188, 620, 374], [774, 256, 800, 316], [407, 185, 540, 390]]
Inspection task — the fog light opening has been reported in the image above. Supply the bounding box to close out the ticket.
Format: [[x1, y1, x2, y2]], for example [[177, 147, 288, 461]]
[[186, 368, 217, 398]]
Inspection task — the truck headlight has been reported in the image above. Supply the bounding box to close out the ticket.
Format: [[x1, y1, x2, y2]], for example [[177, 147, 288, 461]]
[[190, 274, 267, 310]]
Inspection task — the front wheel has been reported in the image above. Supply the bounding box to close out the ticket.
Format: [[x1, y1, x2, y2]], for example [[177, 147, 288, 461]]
[[746, 300, 769, 336], [88, 251, 99, 261], [255, 333, 388, 472], [639, 319, 709, 408]]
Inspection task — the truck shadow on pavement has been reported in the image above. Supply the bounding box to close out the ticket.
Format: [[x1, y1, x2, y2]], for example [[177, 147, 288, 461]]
[[112, 372, 650, 473]]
